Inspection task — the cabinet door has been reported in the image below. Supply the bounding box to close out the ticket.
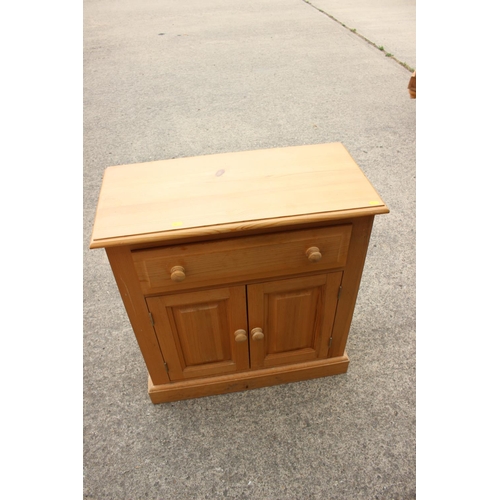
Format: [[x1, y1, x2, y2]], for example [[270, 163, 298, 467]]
[[247, 273, 342, 369], [146, 286, 249, 381]]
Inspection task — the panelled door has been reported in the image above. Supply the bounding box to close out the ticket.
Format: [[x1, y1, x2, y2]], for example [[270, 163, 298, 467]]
[[147, 273, 343, 381], [146, 286, 249, 381], [247, 273, 343, 369]]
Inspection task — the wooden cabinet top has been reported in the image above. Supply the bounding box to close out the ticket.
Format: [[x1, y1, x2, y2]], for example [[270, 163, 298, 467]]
[[90, 142, 389, 249]]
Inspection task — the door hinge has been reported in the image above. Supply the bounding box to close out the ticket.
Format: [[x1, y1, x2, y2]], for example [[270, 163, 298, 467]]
[[164, 362, 169, 373], [149, 312, 155, 326], [337, 285, 343, 300], [328, 336, 333, 348]]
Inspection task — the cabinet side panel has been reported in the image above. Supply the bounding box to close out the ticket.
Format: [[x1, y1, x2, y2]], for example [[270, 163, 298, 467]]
[[105, 247, 170, 385], [318, 272, 343, 358], [330, 216, 374, 357]]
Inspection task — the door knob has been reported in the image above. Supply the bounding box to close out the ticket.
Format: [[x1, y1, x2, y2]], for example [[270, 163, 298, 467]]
[[170, 265, 186, 282], [251, 327, 264, 341], [234, 329, 248, 342], [306, 246, 322, 262]]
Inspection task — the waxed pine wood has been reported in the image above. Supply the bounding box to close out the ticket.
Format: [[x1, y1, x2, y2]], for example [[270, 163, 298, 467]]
[[147, 355, 350, 404], [132, 225, 352, 295], [105, 246, 170, 386], [328, 216, 375, 358], [90, 143, 389, 403], [247, 273, 342, 369], [146, 287, 249, 381], [90, 143, 388, 249]]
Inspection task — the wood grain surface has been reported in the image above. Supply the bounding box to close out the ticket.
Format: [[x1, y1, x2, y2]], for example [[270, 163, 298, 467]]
[[90, 143, 388, 248]]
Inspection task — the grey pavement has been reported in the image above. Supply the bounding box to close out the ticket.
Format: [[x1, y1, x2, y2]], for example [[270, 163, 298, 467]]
[[83, 0, 416, 498]]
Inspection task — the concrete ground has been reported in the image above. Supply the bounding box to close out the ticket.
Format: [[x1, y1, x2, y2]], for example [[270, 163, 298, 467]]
[[83, 0, 415, 498]]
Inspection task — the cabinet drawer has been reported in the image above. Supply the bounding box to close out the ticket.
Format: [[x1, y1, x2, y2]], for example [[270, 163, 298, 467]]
[[132, 225, 352, 294]]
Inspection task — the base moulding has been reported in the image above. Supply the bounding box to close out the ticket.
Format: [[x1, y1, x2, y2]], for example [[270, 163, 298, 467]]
[[147, 353, 350, 403]]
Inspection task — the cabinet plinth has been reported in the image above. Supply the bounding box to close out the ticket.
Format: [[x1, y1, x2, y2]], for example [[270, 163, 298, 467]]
[[91, 143, 389, 403]]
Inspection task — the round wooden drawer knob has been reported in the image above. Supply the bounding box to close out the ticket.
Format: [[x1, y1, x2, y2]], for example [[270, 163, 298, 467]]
[[234, 329, 248, 342], [251, 327, 264, 341], [170, 265, 186, 282], [306, 246, 322, 262]]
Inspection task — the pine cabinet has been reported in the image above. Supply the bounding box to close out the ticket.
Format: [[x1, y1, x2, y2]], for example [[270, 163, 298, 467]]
[[90, 143, 388, 403]]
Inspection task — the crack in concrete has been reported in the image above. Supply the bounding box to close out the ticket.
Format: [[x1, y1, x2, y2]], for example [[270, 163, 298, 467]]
[[301, 0, 414, 72]]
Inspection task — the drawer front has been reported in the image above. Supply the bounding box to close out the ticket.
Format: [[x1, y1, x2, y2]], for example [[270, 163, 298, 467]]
[[132, 225, 352, 294]]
